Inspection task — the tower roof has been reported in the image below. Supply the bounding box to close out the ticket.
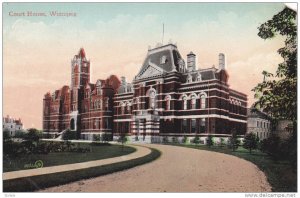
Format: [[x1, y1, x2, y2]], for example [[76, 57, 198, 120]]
[[78, 48, 86, 58]]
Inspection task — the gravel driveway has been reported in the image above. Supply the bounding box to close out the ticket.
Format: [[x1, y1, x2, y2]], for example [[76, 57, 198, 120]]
[[40, 144, 271, 192]]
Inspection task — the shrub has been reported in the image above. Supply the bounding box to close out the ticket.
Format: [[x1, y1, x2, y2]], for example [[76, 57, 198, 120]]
[[172, 136, 179, 144], [162, 136, 168, 143], [193, 136, 200, 145], [93, 134, 101, 142], [206, 135, 214, 147], [182, 136, 189, 144], [62, 129, 77, 140]]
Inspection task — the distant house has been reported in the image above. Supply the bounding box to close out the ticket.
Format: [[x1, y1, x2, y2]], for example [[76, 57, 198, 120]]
[[3, 115, 24, 136], [247, 107, 271, 140]]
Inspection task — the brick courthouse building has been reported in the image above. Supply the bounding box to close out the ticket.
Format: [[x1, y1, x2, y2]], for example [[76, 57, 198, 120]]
[[43, 44, 247, 142]]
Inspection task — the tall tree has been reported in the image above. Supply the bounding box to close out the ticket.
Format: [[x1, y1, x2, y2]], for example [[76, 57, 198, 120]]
[[253, 6, 297, 130], [252, 6, 297, 168]]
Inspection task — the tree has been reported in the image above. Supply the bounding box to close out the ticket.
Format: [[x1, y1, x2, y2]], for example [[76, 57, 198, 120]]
[[3, 128, 11, 142], [24, 128, 41, 142], [243, 133, 259, 153], [228, 128, 240, 151], [252, 6, 297, 167]]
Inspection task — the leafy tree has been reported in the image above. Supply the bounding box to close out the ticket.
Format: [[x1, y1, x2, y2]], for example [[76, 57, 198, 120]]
[[228, 128, 240, 151], [243, 133, 259, 153], [24, 128, 41, 142], [3, 128, 11, 142], [252, 6, 297, 167], [14, 130, 26, 139]]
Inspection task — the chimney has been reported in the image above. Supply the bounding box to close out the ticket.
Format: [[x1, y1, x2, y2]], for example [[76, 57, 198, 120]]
[[219, 53, 226, 70], [121, 76, 126, 85], [187, 52, 196, 72]]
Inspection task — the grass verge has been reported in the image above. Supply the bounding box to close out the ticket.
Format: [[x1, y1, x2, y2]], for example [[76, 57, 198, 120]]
[[4, 142, 136, 172], [166, 144, 297, 192], [3, 146, 161, 192]]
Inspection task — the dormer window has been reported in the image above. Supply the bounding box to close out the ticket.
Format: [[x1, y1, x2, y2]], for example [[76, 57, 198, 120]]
[[160, 56, 167, 64], [196, 72, 202, 81], [186, 74, 193, 83]]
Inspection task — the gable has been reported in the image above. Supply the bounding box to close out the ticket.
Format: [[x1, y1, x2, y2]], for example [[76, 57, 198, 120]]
[[137, 60, 165, 79]]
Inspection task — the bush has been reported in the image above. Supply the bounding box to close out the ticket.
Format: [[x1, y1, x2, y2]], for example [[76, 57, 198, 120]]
[[206, 135, 214, 147], [102, 133, 112, 142], [93, 134, 101, 142], [162, 136, 168, 143], [172, 136, 179, 144], [193, 136, 200, 145], [62, 129, 77, 140], [182, 136, 189, 144]]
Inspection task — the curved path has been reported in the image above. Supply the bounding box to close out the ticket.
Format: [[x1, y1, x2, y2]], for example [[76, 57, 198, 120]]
[[3, 144, 150, 180], [40, 144, 271, 192]]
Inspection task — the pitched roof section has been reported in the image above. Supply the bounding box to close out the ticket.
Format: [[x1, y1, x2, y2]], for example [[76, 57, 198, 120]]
[[136, 44, 182, 79]]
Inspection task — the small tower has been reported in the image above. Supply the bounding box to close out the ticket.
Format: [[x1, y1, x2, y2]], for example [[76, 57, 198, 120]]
[[187, 52, 196, 72], [219, 53, 226, 70]]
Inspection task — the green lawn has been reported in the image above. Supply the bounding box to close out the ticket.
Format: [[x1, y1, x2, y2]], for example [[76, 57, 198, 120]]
[[167, 144, 297, 192], [3, 143, 136, 172], [4, 147, 161, 192]]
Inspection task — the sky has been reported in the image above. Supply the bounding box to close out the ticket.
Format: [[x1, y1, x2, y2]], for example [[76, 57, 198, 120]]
[[3, 2, 286, 129]]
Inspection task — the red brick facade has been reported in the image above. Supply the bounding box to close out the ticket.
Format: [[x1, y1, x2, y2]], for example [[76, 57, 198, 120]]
[[43, 45, 247, 142]]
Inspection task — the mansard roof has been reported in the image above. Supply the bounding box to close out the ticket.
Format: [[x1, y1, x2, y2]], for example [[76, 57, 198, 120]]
[[137, 44, 182, 76], [183, 68, 216, 81]]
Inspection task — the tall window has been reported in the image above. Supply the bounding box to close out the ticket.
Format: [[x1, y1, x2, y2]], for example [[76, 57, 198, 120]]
[[127, 102, 131, 113], [149, 89, 156, 109], [121, 102, 125, 114], [182, 119, 188, 133], [200, 94, 206, 109], [191, 95, 196, 109], [191, 119, 196, 133], [105, 98, 109, 110], [165, 95, 171, 110], [200, 118, 206, 133], [183, 96, 187, 110]]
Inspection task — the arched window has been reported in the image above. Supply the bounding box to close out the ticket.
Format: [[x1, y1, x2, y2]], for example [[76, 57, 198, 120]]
[[127, 102, 131, 113], [165, 95, 171, 110], [190, 94, 197, 109], [148, 89, 156, 109], [120, 102, 125, 114], [200, 94, 206, 109]]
